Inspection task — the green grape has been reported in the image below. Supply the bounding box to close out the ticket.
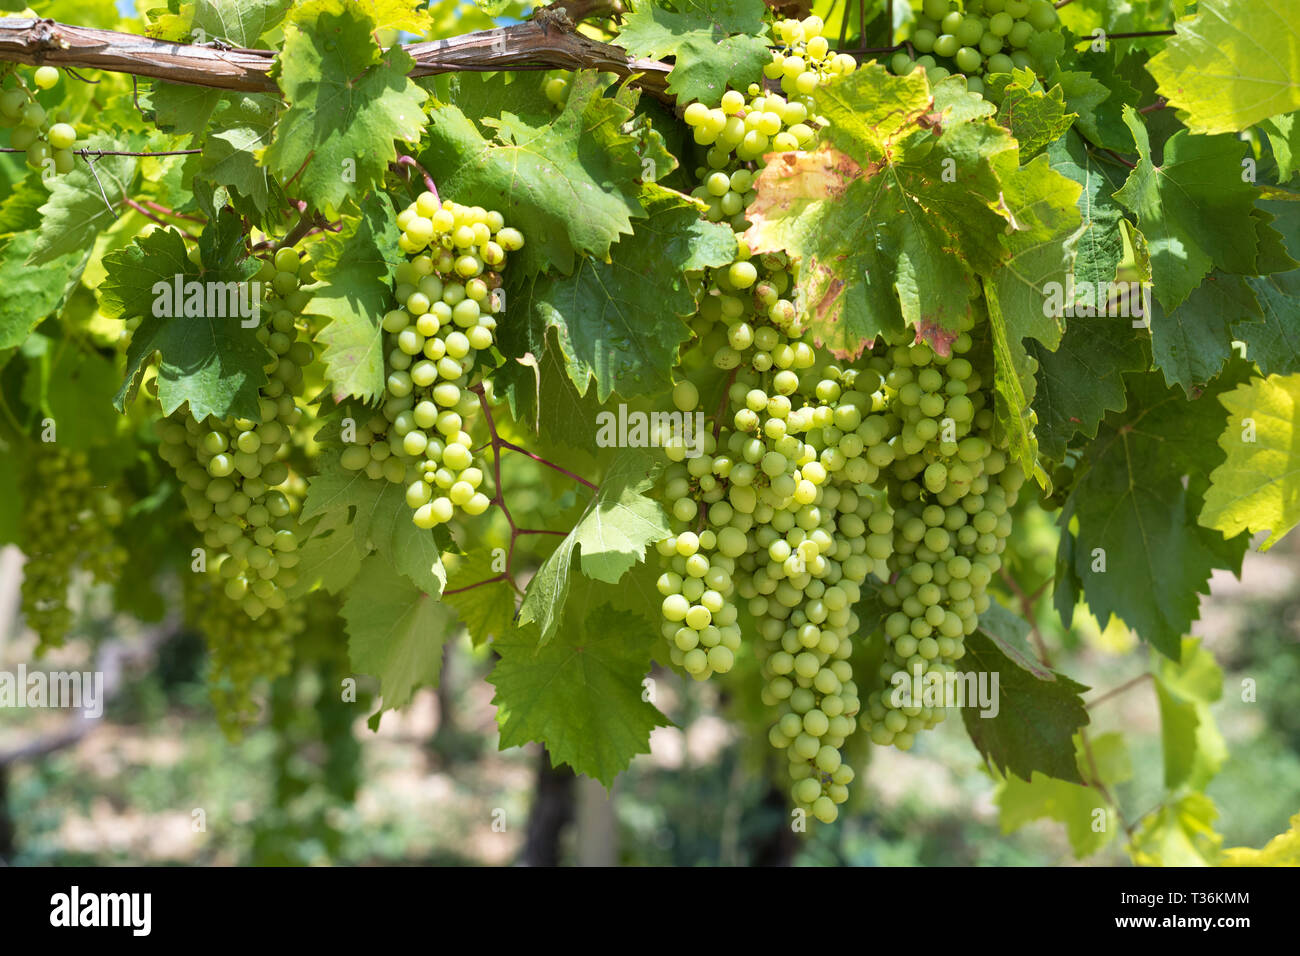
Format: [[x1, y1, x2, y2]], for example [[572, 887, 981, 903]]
[[18, 445, 128, 651], [33, 66, 59, 89]]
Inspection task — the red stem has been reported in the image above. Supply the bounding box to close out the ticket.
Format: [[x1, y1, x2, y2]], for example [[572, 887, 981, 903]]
[[396, 154, 439, 201], [123, 197, 197, 239]]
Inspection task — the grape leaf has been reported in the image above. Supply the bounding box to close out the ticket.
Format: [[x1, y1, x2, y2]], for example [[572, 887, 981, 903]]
[[995, 732, 1129, 858], [149, 0, 292, 45], [995, 69, 1077, 158], [1222, 812, 1300, 866], [263, 0, 428, 218], [0, 183, 88, 350], [1200, 372, 1300, 551], [1129, 792, 1223, 866], [960, 626, 1091, 785], [615, 0, 770, 106], [1065, 368, 1252, 660], [517, 448, 670, 644], [1047, 132, 1127, 294], [1150, 272, 1262, 393], [1238, 199, 1300, 376], [1113, 108, 1259, 312], [488, 603, 671, 786], [342, 553, 456, 727], [308, 192, 399, 403], [300, 450, 447, 597], [150, 82, 223, 138], [1262, 112, 1300, 182], [1152, 637, 1225, 792], [359, 0, 435, 32], [419, 71, 649, 277], [501, 187, 736, 401], [20, 336, 120, 451], [441, 549, 516, 647], [1030, 314, 1146, 461], [28, 132, 141, 266], [1147, 0, 1300, 135], [746, 68, 1069, 359], [495, 326, 609, 455], [195, 93, 284, 215], [102, 208, 268, 422], [290, 507, 365, 596], [986, 149, 1083, 486]]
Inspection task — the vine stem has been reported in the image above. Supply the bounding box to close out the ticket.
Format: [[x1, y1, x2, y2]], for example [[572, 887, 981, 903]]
[[998, 567, 1054, 668], [123, 197, 197, 239], [1079, 729, 1133, 836], [0, 16, 673, 102], [1086, 672, 1153, 709], [395, 154, 438, 202], [0, 146, 201, 157], [449, 383, 597, 599]]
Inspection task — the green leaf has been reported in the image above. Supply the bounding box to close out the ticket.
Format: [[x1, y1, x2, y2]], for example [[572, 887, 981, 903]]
[[342, 553, 455, 726], [995, 732, 1129, 859], [442, 549, 516, 646], [300, 450, 447, 597], [1113, 108, 1259, 311], [263, 0, 428, 217], [20, 338, 119, 451], [494, 326, 608, 455], [150, 0, 292, 45], [1030, 313, 1146, 461], [1129, 792, 1223, 866], [102, 208, 267, 421], [1150, 272, 1262, 393], [1200, 372, 1300, 551], [1222, 811, 1300, 866], [28, 132, 141, 266], [995, 69, 1077, 158], [290, 507, 365, 595], [308, 192, 400, 403], [0, 183, 89, 350], [616, 0, 770, 106], [1238, 200, 1300, 376], [1262, 112, 1300, 182], [746, 68, 1077, 359], [501, 187, 736, 400], [517, 448, 670, 644], [150, 82, 223, 138], [420, 71, 649, 277], [196, 93, 284, 215], [488, 603, 671, 786], [985, 148, 1083, 484], [1147, 0, 1300, 135], [1153, 637, 1225, 792], [1065, 369, 1252, 660], [961, 625, 1091, 784]]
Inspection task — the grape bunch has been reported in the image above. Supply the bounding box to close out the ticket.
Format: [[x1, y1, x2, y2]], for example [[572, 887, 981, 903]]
[[0, 66, 81, 176], [155, 244, 314, 620], [856, 315, 1025, 748], [184, 569, 301, 737], [339, 193, 523, 530], [18, 444, 126, 650], [890, 0, 1061, 96]]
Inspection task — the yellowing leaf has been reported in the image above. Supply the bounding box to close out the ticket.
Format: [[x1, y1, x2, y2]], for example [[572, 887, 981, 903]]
[[1200, 373, 1300, 550], [1147, 0, 1300, 135], [1221, 812, 1300, 866]]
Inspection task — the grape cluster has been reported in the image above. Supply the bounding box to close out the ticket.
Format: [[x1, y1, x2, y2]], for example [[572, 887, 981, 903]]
[[0, 66, 80, 176], [856, 321, 1025, 748], [683, 14, 855, 234], [184, 570, 301, 737], [18, 445, 126, 650], [155, 245, 313, 620], [339, 194, 522, 529], [890, 0, 1060, 96]]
